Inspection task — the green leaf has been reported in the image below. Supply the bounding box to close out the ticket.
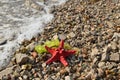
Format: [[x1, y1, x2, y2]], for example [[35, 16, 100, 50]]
[[35, 45, 47, 54], [44, 39, 60, 48], [35, 39, 74, 54]]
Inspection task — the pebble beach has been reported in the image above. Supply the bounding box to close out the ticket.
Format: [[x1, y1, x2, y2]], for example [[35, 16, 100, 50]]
[[0, 0, 120, 80]]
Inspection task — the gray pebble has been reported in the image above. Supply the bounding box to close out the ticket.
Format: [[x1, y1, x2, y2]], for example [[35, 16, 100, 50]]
[[15, 53, 29, 65], [110, 53, 120, 62]]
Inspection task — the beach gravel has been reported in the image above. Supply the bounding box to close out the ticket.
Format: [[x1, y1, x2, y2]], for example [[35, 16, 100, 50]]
[[0, 0, 120, 80]]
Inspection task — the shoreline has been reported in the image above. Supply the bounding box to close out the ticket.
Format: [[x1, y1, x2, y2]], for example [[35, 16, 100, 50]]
[[0, 0, 67, 71]]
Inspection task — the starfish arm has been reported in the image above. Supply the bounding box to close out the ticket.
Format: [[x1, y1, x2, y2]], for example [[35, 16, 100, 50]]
[[63, 50, 76, 57], [45, 46, 56, 55], [46, 54, 59, 64], [60, 56, 68, 66], [59, 40, 64, 49]]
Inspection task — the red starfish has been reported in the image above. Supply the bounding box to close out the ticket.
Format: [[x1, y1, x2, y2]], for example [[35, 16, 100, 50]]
[[45, 40, 76, 66]]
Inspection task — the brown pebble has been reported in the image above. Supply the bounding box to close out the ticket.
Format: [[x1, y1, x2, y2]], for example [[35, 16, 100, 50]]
[[31, 52, 38, 58]]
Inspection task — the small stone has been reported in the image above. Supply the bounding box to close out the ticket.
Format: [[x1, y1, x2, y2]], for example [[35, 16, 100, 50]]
[[85, 70, 94, 79], [37, 73, 42, 79], [15, 53, 29, 65], [106, 63, 114, 69], [21, 64, 32, 70], [111, 41, 117, 50], [91, 48, 99, 58], [0, 66, 14, 79], [112, 33, 120, 39], [21, 65, 27, 70], [27, 64, 32, 70], [34, 78, 40, 80], [60, 69, 67, 75], [97, 68, 105, 77], [32, 69, 36, 74], [56, 72, 60, 77], [92, 57, 98, 65], [31, 52, 38, 58], [23, 75, 28, 80], [68, 32, 75, 38], [58, 34, 66, 40], [98, 62, 105, 68], [101, 46, 111, 61], [53, 34, 58, 39], [35, 57, 40, 63], [42, 63, 46, 67], [18, 77, 23, 80], [10, 75, 16, 80], [101, 52, 109, 61], [13, 71, 20, 78], [29, 56, 35, 64], [65, 76, 72, 80], [92, 73, 98, 80], [26, 42, 35, 51], [110, 53, 120, 62], [106, 21, 114, 28], [73, 26, 79, 31], [51, 76, 56, 79], [65, 67, 70, 72], [111, 0, 119, 3], [103, 46, 112, 53]]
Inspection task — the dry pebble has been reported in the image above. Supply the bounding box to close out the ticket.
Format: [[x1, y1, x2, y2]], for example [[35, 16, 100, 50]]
[[15, 53, 29, 65], [110, 53, 120, 62]]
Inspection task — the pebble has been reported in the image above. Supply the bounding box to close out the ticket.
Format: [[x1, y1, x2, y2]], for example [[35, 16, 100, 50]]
[[34, 78, 41, 80], [110, 53, 120, 62], [101, 46, 112, 61], [112, 33, 120, 39], [111, 41, 118, 50], [68, 32, 75, 38], [101, 52, 109, 61], [21, 65, 28, 70], [0, 66, 14, 79], [65, 67, 70, 72], [42, 63, 46, 67], [97, 68, 105, 77], [111, 0, 119, 3], [23, 75, 28, 79], [18, 77, 23, 80], [98, 62, 105, 68], [26, 42, 36, 51], [92, 57, 98, 65], [91, 48, 99, 58], [106, 21, 114, 28], [106, 63, 114, 70], [58, 34, 66, 40], [15, 53, 29, 65], [65, 76, 72, 80], [13, 71, 20, 78], [31, 52, 38, 58], [53, 34, 58, 39], [51, 75, 56, 79]]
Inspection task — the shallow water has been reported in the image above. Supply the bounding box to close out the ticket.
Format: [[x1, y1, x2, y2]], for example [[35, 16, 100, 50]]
[[0, 0, 67, 70]]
